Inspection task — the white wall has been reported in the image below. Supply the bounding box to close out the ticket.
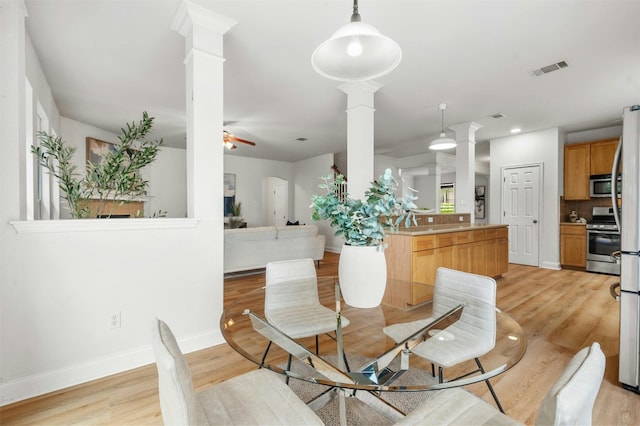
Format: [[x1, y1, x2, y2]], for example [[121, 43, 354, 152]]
[[293, 153, 337, 246], [1, 4, 223, 405], [224, 155, 294, 227], [489, 128, 561, 270]]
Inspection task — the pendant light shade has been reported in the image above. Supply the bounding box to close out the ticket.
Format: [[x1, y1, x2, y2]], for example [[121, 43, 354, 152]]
[[311, 0, 402, 82], [429, 103, 456, 150]]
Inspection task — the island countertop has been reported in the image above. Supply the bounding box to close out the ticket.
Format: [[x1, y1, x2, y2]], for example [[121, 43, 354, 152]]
[[394, 223, 507, 236]]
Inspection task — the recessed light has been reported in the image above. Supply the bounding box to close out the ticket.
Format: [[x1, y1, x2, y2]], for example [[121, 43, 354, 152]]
[[295, 137, 309, 142], [510, 128, 522, 134]]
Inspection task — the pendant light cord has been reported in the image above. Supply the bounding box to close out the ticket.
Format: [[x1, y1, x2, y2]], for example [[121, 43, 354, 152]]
[[351, 0, 361, 22]]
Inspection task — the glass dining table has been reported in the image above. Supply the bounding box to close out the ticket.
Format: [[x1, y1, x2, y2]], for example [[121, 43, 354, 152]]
[[220, 276, 526, 423]]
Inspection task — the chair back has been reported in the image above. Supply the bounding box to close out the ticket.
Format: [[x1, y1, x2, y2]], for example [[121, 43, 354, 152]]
[[265, 259, 320, 311], [151, 318, 209, 426], [535, 342, 605, 426], [433, 267, 497, 344]]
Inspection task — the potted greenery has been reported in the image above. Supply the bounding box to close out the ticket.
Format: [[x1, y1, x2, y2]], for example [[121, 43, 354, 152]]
[[228, 202, 244, 228], [311, 168, 417, 307], [32, 112, 162, 218]]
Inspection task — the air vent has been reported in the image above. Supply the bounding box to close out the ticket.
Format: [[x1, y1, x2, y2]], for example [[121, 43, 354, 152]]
[[489, 113, 505, 119], [295, 137, 309, 142], [530, 60, 568, 77]]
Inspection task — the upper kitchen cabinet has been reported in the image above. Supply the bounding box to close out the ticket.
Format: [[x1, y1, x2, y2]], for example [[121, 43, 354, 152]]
[[564, 142, 591, 200], [564, 138, 621, 200], [590, 138, 620, 175]]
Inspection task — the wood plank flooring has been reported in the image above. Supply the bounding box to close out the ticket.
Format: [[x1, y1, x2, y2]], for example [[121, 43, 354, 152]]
[[1, 253, 638, 425]]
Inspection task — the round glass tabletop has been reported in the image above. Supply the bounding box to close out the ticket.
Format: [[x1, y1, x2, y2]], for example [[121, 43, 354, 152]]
[[221, 276, 526, 393]]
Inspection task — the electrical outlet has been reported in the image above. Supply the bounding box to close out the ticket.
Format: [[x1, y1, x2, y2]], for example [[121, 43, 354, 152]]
[[108, 311, 121, 329], [458, 216, 464, 222], [428, 217, 434, 223]]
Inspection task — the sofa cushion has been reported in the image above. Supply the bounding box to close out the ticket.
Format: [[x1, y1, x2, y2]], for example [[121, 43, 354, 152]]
[[225, 226, 277, 242], [276, 225, 317, 239]]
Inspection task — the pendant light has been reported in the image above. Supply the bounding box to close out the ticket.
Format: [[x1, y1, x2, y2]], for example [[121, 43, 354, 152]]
[[429, 103, 456, 150], [311, 0, 402, 82]]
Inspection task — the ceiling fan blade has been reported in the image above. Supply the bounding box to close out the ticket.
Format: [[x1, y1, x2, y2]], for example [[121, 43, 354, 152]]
[[225, 134, 256, 146]]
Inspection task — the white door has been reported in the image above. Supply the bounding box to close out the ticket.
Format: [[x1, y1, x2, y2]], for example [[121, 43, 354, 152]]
[[273, 183, 288, 226], [502, 165, 540, 266]]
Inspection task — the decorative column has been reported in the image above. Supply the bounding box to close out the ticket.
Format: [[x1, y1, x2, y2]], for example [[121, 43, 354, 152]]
[[171, 1, 236, 218], [338, 81, 383, 200], [450, 122, 482, 222]]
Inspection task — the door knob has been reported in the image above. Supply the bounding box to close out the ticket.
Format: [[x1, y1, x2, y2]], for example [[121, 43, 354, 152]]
[[533, 219, 538, 224]]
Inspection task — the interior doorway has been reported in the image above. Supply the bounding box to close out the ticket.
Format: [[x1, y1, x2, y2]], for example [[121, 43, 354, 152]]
[[502, 164, 541, 266], [273, 183, 287, 226], [264, 177, 288, 226]]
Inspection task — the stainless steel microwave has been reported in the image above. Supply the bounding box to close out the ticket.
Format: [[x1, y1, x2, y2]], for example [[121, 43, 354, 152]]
[[590, 174, 621, 197]]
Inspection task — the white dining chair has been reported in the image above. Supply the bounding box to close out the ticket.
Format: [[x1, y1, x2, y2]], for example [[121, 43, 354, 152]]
[[151, 318, 323, 425], [261, 258, 350, 380], [384, 267, 503, 411], [394, 342, 606, 426]]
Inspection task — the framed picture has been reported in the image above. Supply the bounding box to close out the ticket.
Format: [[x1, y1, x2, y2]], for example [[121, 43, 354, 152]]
[[224, 173, 236, 216], [86, 137, 117, 165], [475, 198, 486, 219], [475, 185, 485, 198]]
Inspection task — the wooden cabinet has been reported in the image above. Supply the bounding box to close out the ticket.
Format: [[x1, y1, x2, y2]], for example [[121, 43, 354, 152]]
[[560, 224, 587, 268], [564, 143, 591, 200], [564, 138, 620, 200], [590, 138, 619, 175], [384, 226, 509, 308]]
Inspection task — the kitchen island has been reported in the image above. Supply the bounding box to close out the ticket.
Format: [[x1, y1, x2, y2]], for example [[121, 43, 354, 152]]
[[383, 223, 509, 308]]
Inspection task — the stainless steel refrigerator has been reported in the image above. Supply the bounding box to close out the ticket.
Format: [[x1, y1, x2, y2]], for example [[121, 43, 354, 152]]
[[612, 104, 640, 394]]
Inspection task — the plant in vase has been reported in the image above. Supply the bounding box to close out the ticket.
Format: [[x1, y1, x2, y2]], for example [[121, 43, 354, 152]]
[[228, 202, 244, 228], [310, 168, 418, 307], [32, 112, 162, 218]]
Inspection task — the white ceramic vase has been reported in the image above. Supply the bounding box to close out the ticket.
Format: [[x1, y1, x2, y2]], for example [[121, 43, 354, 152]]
[[338, 244, 387, 308]]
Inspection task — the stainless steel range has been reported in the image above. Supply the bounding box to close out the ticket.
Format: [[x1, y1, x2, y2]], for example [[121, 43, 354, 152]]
[[586, 206, 621, 275]]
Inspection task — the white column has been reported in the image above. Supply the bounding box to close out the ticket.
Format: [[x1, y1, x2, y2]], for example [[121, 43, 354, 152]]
[[1, 0, 27, 222], [450, 122, 482, 222], [172, 1, 236, 218], [338, 81, 383, 200]]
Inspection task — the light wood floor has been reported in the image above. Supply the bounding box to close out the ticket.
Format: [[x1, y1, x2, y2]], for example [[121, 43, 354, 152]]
[[1, 253, 638, 425]]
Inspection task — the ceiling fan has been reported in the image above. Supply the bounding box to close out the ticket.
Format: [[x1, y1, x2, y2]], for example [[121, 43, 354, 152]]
[[223, 130, 256, 150]]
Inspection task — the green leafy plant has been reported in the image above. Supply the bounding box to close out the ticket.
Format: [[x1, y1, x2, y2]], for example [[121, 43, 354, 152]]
[[232, 202, 242, 217], [310, 168, 418, 247], [32, 112, 163, 218]]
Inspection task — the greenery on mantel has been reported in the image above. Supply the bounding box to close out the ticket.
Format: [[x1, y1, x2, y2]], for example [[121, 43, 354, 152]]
[[32, 112, 163, 218], [310, 168, 418, 247]]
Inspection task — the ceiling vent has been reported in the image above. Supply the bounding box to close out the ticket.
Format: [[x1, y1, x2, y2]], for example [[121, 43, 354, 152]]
[[489, 113, 505, 119], [530, 60, 568, 77]]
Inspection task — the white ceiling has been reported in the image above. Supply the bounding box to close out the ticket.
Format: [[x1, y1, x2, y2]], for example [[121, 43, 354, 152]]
[[24, 0, 640, 163]]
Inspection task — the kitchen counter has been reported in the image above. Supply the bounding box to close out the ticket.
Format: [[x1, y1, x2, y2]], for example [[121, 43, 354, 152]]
[[383, 224, 508, 308], [395, 223, 507, 236], [560, 222, 587, 226]]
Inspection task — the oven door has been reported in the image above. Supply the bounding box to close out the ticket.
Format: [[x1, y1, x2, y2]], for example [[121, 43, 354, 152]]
[[587, 229, 621, 262]]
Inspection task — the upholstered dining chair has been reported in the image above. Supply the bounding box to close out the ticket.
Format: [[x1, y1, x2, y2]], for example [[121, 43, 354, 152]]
[[262, 258, 350, 381], [151, 318, 323, 425], [394, 342, 606, 426], [383, 267, 504, 411]]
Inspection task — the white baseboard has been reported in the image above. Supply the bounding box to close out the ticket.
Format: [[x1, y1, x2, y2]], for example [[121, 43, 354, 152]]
[[541, 260, 561, 270], [0, 329, 222, 406]]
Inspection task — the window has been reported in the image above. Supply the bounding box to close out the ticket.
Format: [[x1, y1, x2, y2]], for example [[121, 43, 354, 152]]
[[440, 183, 454, 213]]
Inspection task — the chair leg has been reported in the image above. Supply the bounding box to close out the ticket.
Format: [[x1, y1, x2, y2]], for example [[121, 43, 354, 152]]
[[438, 366, 444, 383], [259, 341, 272, 368], [315, 335, 319, 355], [285, 353, 293, 385], [474, 358, 505, 413]]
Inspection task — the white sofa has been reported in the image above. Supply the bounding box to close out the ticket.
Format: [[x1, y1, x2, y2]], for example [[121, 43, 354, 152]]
[[224, 225, 325, 273]]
